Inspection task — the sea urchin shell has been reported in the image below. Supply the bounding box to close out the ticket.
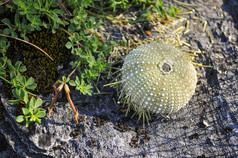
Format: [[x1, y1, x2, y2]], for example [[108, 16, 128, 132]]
[[121, 42, 197, 116]]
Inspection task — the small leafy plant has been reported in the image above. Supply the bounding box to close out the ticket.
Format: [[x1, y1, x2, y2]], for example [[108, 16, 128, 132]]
[[0, 59, 35, 105], [109, 0, 129, 12], [69, 76, 93, 96], [16, 97, 45, 127], [0, 55, 45, 127]]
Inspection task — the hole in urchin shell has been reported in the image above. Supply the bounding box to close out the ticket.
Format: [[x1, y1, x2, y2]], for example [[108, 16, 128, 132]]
[[162, 63, 171, 72]]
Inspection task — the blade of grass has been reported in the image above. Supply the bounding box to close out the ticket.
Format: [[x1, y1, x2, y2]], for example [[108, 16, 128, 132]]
[[0, 34, 54, 61]]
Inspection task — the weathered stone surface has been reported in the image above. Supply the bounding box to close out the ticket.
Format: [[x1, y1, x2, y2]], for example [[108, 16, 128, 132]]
[[0, 0, 237, 157]]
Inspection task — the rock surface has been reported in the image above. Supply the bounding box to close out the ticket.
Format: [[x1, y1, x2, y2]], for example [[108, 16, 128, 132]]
[[0, 0, 238, 157]]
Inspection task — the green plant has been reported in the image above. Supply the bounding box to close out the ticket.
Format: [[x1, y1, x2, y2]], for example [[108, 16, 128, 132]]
[[7, 28, 70, 95], [1, 0, 116, 96], [4, 0, 68, 36], [141, 0, 182, 23], [0, 59, 35, 104], [63, 19, 115, 95], [0, 55, 45, 127], [167, 4, 183, 17], [0, 0, 112, 126], [49, 75, 78, 123], [0, 0, 184, 127], [16, 97, 45, 127], [109, 0, 129, 12], [1, 0, 182, 97], [69, 76, 93, 96]]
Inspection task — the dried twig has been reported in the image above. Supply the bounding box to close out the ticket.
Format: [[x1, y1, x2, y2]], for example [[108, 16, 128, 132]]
[[0, 0, 17, 7], [55, 0, 72, 17]]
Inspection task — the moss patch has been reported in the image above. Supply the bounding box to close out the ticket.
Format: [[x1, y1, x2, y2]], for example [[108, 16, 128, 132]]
[[6, 28, 71, 95]]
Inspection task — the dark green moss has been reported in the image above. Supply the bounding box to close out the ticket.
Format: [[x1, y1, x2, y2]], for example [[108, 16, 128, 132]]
[[6, 28, 71, 95]]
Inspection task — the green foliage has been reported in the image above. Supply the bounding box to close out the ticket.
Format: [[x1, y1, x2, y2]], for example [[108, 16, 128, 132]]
[[0, 37, 10, 54], [1, 0, 181, 97], [66, 36, 114, 82], [64, 11, 115, 94], [0, 0, 183, 127], [2, 59, 35, 105], [0, 56, 7, 78], [109, 0, 129, 11], [11, 0, 67, 34], [7, 28, 70, 95], [167, 4, 183, 17], [58, 76, 70, 84], [0, 55, 45, 127], [149, 0, 182, 18], [16, 97, 46, 127], [69, 76, 93, 96]]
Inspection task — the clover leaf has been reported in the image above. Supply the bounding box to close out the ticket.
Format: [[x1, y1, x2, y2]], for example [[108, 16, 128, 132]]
[[69, 76, 93, 96], [16, 97, 46, 127]]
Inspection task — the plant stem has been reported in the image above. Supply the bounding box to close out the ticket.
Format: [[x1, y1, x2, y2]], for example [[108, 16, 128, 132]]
[[55, 0, 72, 17], [0, 0, 17, 7], [48, 83, 64, 116], [0, 34, 54, 61], [27, 91, 36, 96], [103, 81, 122, 87], [0, 76, 11, 84], [85, 9, 105, 18], [53, 81, 59, 94], [64, 84, 78, 123], [59, 27, 85, 50], [66, 65, 79, 80], [60, 27, 73, 37], [48, 91, 60, 117]]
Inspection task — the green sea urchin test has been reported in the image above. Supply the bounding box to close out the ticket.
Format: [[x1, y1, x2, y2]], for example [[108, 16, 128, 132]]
[[121, 42, 197, 117]]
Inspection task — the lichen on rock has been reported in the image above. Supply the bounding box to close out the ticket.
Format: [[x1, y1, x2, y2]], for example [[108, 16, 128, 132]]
[[120, 42, 197, 123]]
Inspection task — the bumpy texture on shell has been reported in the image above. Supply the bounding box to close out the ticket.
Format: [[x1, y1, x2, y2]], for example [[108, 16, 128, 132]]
[[121, 42, 197, 115]]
